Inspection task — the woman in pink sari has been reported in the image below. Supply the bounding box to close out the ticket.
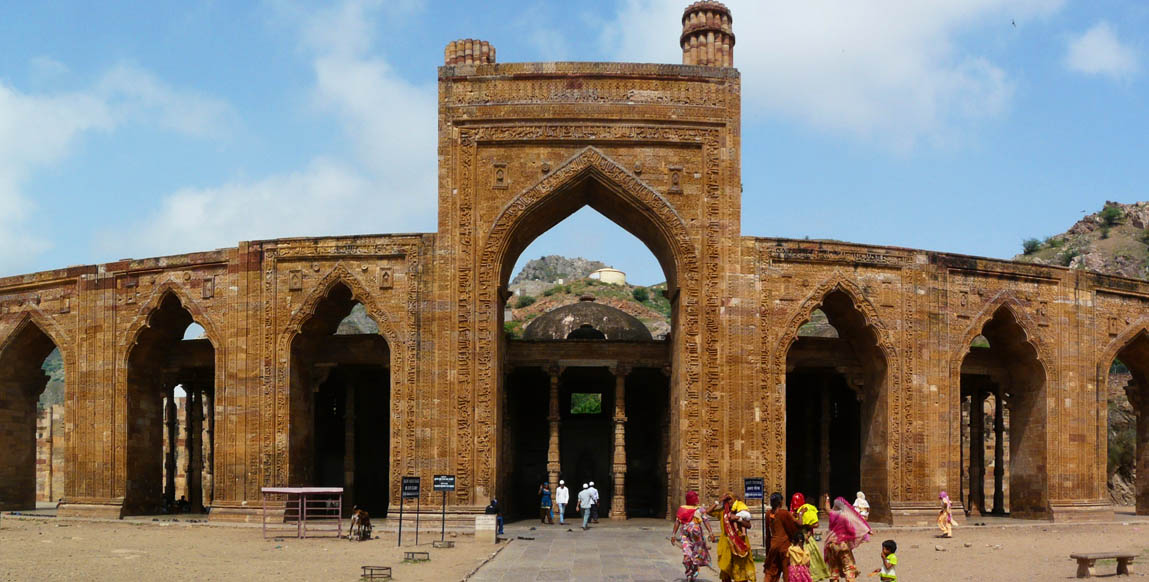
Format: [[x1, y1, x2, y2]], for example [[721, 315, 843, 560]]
[[822, 497, 871, 582], [672, 491, 714, 582]]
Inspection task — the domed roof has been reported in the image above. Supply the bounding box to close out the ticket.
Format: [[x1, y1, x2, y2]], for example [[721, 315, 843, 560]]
[[522, 295, 653, 341]]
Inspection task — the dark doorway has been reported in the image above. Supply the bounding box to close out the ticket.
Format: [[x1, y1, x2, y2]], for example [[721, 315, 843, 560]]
[[786, 369, 861, 503], [625, 367, 670, 518], [505, 367, 549, 519], [560, 367, 615, 516]]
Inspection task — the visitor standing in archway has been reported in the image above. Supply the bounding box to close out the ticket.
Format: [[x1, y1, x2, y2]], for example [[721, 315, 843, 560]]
[[554, 480, 569, 525], [538, 481, 553, 524]]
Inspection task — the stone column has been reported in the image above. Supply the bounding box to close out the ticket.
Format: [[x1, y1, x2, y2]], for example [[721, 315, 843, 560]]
[[610, 365, 630, 520], [185, 385, 204, 513], [546, 366, 562, 489], [819, 380, 831, 499], [992, 387, 1005, 514], [1127, 382, 1148, 515], [344, 383, 356, 507], [204, 388, 215, 507], [164, 385, 177, 507], [970, 383, 986, 515]]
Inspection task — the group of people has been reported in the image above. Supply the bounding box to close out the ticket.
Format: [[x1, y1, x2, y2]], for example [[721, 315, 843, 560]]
[[538, 480, 600, 530], [672, 490, 898, 582]]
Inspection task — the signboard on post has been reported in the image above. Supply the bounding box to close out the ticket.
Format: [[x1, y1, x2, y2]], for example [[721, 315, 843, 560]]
[[744, 477, 766, 550], [434, 475, 456, 541], [398, 476, 421, 547], [433, 475, 456, 492]]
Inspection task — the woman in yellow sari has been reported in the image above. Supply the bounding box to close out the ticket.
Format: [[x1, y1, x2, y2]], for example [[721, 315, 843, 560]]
[[708, 492, 757, 582]]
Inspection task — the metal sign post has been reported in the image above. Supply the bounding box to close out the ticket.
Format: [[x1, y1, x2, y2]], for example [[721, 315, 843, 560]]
[[434, 475, 456, 542], [400, 476, 421, 547], [744, 477, 765, 550]]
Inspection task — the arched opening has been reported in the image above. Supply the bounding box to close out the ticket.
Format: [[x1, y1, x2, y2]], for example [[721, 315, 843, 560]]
[[784, 290, 888, 519], [289, 282, 391, 517], [1103, 330, 1149, 515], [0, 319, 63, 510], [494, 164, 680, 522], [124, 293, 215, 515], [957, 305, 1047, 518]]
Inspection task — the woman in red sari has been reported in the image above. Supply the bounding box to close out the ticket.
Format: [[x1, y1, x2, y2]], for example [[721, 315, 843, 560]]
[[672, 491, 714, 582]]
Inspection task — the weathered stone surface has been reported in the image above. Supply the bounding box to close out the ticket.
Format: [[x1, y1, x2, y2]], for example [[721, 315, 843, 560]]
[[0, 1, 1142, 524]]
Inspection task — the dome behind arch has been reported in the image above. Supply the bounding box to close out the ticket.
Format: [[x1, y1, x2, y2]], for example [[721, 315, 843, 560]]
[[522, 296, 654, 341]]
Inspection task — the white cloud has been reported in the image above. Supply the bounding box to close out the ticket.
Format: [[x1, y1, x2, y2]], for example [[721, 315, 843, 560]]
[[98, 64, 237, 139], [603, 0, 1064, 149], [0, 83, 115, 274], [0, 60, 235, 275], [1064, 21, 1139, 80], [110, 0, 438, 258]]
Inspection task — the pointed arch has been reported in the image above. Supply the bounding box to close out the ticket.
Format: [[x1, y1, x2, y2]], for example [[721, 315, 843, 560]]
[[481, 146, 699, 290], [1098, 317, 1149, 387], [949, 291, 1050, 385], [122, 279, 222, 355], [0, 306, 72, 366], [281, 263, 401, 348], [774, 272, 896, 371]]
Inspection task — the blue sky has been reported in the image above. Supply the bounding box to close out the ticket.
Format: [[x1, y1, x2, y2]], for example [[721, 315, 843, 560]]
[[0, 0, 1145, 285]]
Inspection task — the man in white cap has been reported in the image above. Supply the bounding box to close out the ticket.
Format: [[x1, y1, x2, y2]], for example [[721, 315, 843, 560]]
[[576, 483, 594, 530], [588, 481, 600, 523], [554, 480, 570, 525]]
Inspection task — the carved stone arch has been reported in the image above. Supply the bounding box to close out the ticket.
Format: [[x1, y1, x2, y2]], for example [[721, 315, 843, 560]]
[[0, 305, 72, 364], [949, 291, 1051, 385], [279, 262, 401, 349], [122, 278, 223, 356], [480, 146, 699, 289], [474, 145, 703, 505], [773, 272, 897, 372], [1097, 316, 1149, 388]]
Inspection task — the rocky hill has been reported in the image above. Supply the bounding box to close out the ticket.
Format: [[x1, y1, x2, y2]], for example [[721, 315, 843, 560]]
[[512, 255, 608, 285], [1014, 201, 1149, 278], [1016, 200, 1146, 506]]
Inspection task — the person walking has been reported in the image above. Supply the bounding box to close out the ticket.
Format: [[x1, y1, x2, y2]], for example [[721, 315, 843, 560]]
[[707, 492, 757, 582], [937, 491, 956, 538], [763, 492, 799, 582], [672, 490, 713, 582], [823, 497, 871, 582], [554, 480, 570, 525], [577, 483, 594, 530], [538, 481, 554, 524], [588, 481, 600, 523]]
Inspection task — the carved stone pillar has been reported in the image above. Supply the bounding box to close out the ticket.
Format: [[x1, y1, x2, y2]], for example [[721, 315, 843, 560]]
[[993, 387, 1005, 514], [204, 388, 215, 507], [546, 366, 562, 489], [185, 384, 203, 513], [610, 365, 630, 520], [970, 383, 986, 516], [164, 385, 177, 507]]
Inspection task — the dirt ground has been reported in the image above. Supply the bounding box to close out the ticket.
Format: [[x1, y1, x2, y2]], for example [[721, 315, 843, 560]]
[[848, 518, 1149, 581], [0, 517, 504, 582]]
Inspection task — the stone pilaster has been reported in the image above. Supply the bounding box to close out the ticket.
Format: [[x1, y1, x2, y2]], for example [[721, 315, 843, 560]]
[[610, 365, 630, 519]]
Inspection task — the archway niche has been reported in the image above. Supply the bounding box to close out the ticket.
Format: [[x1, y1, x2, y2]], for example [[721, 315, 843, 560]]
[[124, 293, 215, 515], [957, 306, 1047, 519], [288, 282, 391, 517], [785, 290, 888, 519], [0, 320, 63, 510], [495, 167, 678, 522], [1104, 330, 1149, 515]]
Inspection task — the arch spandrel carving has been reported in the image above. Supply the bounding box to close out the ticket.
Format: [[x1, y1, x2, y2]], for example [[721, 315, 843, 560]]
[[949, 291, 1052, 382], [121, 278, 223, 354], [772, 272, 898, 372], [279, 262, 402, 349], [0, 305, 73, 362], [1098, 317, 1149, 383]]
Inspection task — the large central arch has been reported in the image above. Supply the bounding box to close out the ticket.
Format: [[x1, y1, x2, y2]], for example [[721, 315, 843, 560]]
[[476, 147, 701, 512]]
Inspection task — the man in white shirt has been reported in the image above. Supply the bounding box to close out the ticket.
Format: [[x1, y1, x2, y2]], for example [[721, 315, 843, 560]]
[[588, 481, 600, 523], [576, 483, 594, 530], [554, 480, 570, 525]]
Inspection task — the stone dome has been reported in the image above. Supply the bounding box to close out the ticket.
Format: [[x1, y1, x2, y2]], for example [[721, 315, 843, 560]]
[[522, 295, 653, 341]]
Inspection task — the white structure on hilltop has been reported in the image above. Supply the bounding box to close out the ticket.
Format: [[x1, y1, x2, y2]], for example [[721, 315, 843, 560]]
[[588, 268, 626, 285]]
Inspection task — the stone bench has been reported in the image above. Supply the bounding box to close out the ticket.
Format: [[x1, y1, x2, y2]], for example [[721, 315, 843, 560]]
[[1069, 552, 1135, 578], [403, 551, 430, 562], [475, 515, 497, 544]]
